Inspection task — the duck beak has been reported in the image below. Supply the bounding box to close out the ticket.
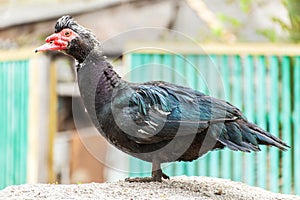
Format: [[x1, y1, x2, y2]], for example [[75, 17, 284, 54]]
[[35, 42, 63, 53], [35, 32, 68, 53]]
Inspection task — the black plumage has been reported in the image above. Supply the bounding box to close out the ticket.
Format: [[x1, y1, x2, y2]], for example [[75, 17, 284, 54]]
[[36, 16, 289, 182]]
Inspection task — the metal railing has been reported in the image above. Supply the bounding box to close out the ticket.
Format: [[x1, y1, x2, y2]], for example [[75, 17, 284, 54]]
[[0, 60, 29, 189]]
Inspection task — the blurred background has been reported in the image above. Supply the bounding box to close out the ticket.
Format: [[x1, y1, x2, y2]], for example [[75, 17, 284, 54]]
[[0, 0, 299, 195]]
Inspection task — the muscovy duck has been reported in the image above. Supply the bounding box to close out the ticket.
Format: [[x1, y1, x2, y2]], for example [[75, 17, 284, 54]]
[[35, 16, 289, 182]]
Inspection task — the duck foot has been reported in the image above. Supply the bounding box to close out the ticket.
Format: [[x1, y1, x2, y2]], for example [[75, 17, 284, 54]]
[[125, 171, 170, 182], [125, 177, 161, 182], [162, 172, 170, 179]]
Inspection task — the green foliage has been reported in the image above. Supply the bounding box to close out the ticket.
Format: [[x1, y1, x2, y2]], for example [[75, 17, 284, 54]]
[[211, 27, 223, 38], [256, 29, 277, 42], [217, 13, 242, 28], [282, 0, 288, 7], [272, 17, 290, 32], [201, 0, 298, 42], [287, 0, 300, 42], [239, 0, 254, 13], [226, 0, 293, 42]]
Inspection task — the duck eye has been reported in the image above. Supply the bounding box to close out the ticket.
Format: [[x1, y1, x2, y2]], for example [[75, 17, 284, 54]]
[[65, 31, 71, 37]]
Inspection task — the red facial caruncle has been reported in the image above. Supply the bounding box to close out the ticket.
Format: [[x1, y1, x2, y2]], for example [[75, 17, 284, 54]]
[[35, 28, 78, 52]]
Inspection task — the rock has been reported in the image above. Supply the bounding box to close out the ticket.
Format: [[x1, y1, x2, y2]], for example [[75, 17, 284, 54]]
[[0, 176, 299, 200]]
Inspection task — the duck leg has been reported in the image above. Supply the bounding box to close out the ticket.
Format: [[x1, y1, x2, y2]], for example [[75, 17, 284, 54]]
[[125, 157, 170, 182]]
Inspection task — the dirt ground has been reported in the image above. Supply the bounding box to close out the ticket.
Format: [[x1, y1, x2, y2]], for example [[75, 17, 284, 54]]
[[0, 176, 299, 200]]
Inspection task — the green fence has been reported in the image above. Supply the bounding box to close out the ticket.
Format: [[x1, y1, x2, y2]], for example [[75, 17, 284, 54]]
[[0, 60, 29, 189], [126, 43, 300, 195]]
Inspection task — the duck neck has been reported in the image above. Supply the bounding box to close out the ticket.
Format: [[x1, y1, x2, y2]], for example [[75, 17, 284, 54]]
[[77, 47, 123, 108]]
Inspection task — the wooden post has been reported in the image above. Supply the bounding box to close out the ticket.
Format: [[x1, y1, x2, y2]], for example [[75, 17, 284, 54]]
[[48, 59, 57, 183]]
